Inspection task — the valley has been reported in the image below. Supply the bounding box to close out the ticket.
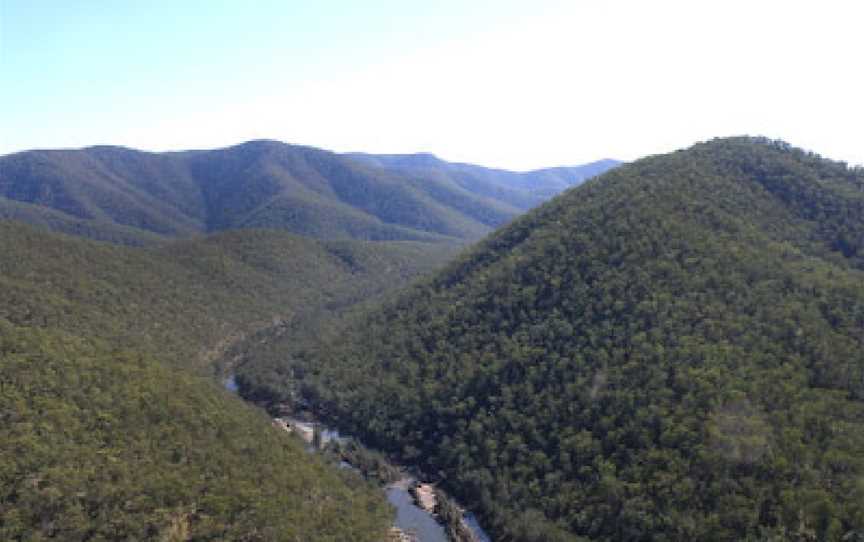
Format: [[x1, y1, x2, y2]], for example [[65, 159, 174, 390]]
[[0, 219, 459, 540], [0, 139, 616, 540], [233, 137, 864, 541], [225, 371, 492, 542], [5, 2, 863, 540], [2, 136, 863, 541]]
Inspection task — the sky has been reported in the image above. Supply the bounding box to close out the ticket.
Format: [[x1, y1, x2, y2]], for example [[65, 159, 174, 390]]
[[1, 0, 862, 170]]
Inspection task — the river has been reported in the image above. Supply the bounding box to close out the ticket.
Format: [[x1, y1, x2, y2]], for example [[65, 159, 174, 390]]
[[223, 374, 239, 392], [222, 374, 491, 542], [386, 479, 450, 542]]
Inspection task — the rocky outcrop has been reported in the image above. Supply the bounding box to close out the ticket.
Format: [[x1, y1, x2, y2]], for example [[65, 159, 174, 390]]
[[409, 483, 437, 513]]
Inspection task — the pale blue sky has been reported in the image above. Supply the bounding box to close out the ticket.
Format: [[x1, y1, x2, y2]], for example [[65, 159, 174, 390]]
[[1, 0, 862, 169]]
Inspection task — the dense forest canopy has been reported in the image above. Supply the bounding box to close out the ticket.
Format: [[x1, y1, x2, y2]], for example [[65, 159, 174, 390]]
[[237, 137, 864, 541], [1, 321, 391, 540], [0, 222, 461, 540], [0, 222, 457, 372], [347, 152, 621, 209], [0, 141, 618, 245]]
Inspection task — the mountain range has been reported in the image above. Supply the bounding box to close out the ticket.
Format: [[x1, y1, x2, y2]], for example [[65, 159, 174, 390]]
[[0, 140, 620, 245], [1, 138, 620, 539], [6, 135, 862, 540]]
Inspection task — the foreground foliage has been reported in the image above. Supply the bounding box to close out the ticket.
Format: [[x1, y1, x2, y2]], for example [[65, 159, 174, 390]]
[[0, 321, 392, 541], [238, 138, 864, 540]]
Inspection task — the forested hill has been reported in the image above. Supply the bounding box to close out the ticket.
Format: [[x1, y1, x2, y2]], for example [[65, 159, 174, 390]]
[[238, 137, 864, 540], [0, 140, 617, 245], [0, 221, 457, 539], [1, 322, 391, 540], [347, 152, 621, 209], [0, 221, 457, 372]]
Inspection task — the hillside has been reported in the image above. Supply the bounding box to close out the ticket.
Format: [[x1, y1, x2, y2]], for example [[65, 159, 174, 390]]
[[348, 152, 621, 209], [0, 221, 458, 539], [0, 141, 617, 244], [0, 322, 392, 540], [0, 221, 457, 371], [236, 138, 864, 540]]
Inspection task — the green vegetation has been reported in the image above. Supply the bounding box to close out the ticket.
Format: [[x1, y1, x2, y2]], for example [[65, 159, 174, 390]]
[[433, 489, 476, 542], [0, 221, 458, 539], [0, 321, 391, 541], [323, 439, 403, 485], [0, 137, 616, 539], [0, 221, 457, 371], [1, 141, 617, 246], [237, 138, 864, 540], [350, 152, 621, 209], [0, 197, 167, 245]]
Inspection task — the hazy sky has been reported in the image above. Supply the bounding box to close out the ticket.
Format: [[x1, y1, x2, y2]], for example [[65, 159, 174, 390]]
[[1, 0, 862, 170]]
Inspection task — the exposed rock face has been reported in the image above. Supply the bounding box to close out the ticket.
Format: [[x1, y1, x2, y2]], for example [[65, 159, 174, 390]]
[[387, 526, 417, 541], [410, 483, 437, 513]]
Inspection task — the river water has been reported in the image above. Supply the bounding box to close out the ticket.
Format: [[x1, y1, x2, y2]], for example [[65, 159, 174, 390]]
[[223, 374, 491, 542], [386, 484, 449, 541], [462, 513, 491, 542], [223, 374, 239, 392]]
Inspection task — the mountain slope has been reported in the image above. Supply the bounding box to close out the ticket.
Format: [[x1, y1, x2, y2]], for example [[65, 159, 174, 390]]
[[1, 322, 391, 541], [238, 138, 864, 540], [0, 221, 459, 539], [0, 141, 617, 244], [0, 196, 168, 245], [348, 152, 621, 209], [0, 146, 204, 237], [0, 221, 457, 371]]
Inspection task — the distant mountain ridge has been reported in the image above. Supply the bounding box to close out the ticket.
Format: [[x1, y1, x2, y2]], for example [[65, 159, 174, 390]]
[[0, 140, 619, 244], [348, 152, 621, 209]]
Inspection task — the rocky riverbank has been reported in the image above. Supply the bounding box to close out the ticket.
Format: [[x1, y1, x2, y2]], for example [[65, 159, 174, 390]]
[[224, 376, 489, 541]]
